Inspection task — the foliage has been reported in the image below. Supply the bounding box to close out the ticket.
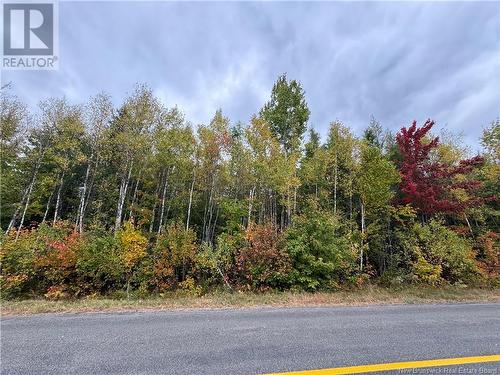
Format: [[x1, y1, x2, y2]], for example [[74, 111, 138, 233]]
[[116, 221, 147, 271], [260, 73, 310, 154], [1, 77, 497, 299], [396, 120, 485, 216], [475, 231, 499, 279], [286, 204, 357, 290], [394, 220, 479, 285], [357, 144, 400, 211], [76, 231, 123, 293], [236, 223, 291, 290], [195, 231, 242, 287], [152, 222, 197, 290]]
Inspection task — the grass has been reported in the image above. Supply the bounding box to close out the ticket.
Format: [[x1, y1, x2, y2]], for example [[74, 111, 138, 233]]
[[2, 285, 499, 316]]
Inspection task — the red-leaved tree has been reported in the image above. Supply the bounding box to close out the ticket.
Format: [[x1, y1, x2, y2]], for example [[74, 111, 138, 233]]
[[396, 119, 484, 216]]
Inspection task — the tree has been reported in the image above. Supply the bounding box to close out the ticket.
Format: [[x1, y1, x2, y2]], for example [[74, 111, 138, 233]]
[[299, 129, 329, 203], [6, 98, 83, 237], [396, 120, 484, 218], [363, 116, 384, 150], [260, 73, 310, 155], [40, 99, 85, 225], [149, 106, 192, 234], [76, 93, 114, 232], [0, 93, 28, 229], [153, 222, 197, 288], [197, 110, 232, 243], [245, 116, 296, 228], [286, 203, 356, 290], [482, 119, 499, 163], [325, 121, 356, 217], [479, 119, 500, 233], [2, 84, 500, 296], [110, 85, 158, 232], [237, 223, 291, 290], [356, 143, 400, 271]]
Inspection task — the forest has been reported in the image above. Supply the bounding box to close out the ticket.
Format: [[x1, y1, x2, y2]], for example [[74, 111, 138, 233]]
[[1, 74, 499, 300]]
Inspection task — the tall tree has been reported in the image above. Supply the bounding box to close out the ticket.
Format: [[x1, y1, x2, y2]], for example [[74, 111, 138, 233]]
[[325, 121, 356, 217], [356, 142, 400, 270], [363, 116, 384, 150], [75, 93, 114, 232], [299, 129, 329, 203], [110, 85, 158, 232], [260, 73, 310, 155], [396, 120, 484, 218], [479, 119, 500, 232], [0, 93, 28, 229]]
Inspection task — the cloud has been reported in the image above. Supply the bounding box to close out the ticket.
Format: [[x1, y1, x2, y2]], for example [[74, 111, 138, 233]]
[[2, 1, 499, 149]]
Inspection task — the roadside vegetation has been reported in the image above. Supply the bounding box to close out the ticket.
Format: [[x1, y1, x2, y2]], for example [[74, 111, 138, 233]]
[[1, 75, 499, 304], [3, 286, 500, 316]]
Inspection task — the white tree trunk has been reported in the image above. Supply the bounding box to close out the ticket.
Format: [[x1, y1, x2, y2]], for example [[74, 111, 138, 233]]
[[7, 189, 28, 233], [247, 186, 255, 228], [52, 171, 65, 225], [10, 149, 44, 236], [14, 178, 36, 240], [115, 162, 133, 233], [186, 170, 196, 231], [158, 166, 174, 234], [42, 188, 55, 224], [76, 161, 92, 232], [128, 175, 141, 220], [149, 172, 162, 233], [8, 173, 36, 233], [360, 200, 365, 271], [333, 155, 338, 216]]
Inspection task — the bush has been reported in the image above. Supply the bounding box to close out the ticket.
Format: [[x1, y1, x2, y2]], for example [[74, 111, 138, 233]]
[[152, 222, 197, 291], [393, 220, 479, 285], [76, 231, 123, 294], [286, 206, 357, 290], [195, 231, 242, 288], [1, 222, 83, 298], [116, 221, 148, 297], [1, 228, 38, 298], [475, 231, 499, 278], [237, 223, 291, 291]]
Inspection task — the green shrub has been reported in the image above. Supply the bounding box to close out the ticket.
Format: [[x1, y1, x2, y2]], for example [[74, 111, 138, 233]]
[[286, 205, 357, 290], [1, 229, 39, 298], [195, 231, 242, 288], [393, 220, 479, 285], [76, 231, 123, 293]]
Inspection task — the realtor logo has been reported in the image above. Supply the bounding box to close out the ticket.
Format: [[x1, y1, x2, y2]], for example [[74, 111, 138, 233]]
[[2, 1, 58, 70]]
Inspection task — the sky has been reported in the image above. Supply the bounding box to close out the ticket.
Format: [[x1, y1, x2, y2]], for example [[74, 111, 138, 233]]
[[1, 1, 499, 149]]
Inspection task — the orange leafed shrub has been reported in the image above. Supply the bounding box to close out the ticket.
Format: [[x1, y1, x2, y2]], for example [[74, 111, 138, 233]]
[[152, 222, 197, 290], [476, 231, 500, 278], [236, 223, 291, 290]]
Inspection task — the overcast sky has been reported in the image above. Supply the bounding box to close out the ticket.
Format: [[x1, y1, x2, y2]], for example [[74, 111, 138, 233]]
[[2, 1, 499, 148]]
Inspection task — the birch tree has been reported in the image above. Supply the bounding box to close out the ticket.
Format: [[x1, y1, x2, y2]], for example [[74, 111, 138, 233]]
[[111, 85, 158, 233], [75, 93, 113, 232]]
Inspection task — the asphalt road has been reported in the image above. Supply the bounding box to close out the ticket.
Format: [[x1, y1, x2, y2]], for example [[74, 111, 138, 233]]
[[1, 303, 499, 375]]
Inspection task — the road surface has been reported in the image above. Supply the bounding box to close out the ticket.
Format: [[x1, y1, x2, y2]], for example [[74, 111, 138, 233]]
[[1, 303, 499, 374]]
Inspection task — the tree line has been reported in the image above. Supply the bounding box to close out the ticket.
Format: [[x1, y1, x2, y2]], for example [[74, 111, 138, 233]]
[[1, 75, 498, 299]]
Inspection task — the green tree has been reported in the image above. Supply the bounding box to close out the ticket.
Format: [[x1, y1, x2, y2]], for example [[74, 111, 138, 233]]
[[260, 73, 310, 155], [325, 121, 356, 217], [356, 143, 400, 271], [0, 93, 28, 229]]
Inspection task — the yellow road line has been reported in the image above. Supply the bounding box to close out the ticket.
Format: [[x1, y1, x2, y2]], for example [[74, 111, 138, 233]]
[[264, 354, 500, 375]]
